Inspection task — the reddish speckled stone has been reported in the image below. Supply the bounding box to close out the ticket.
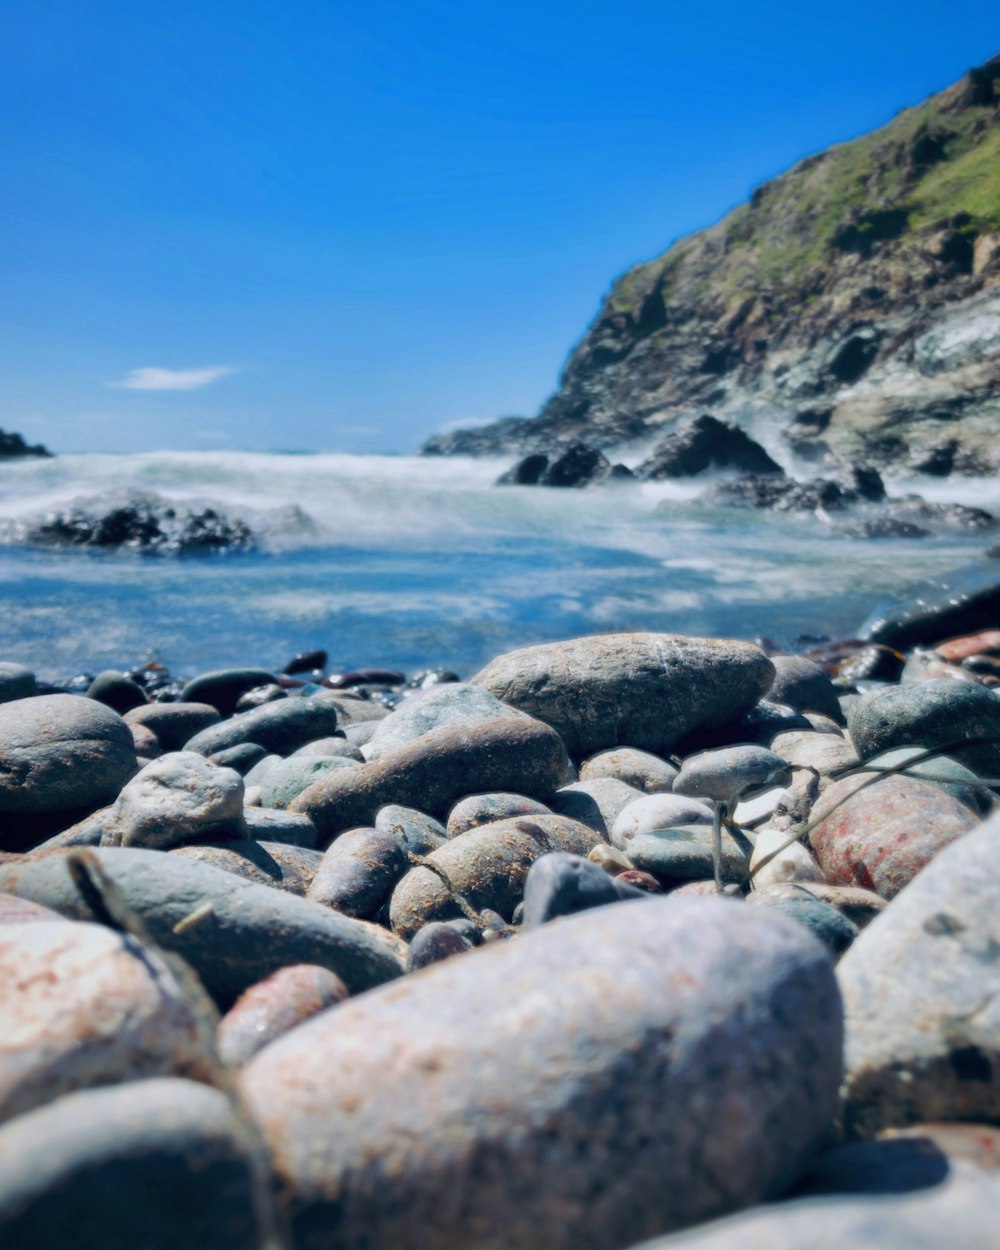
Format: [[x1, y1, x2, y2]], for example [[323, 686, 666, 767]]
[[809, 774, 977, 900]]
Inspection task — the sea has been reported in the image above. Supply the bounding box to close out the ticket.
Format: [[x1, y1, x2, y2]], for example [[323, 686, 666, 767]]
[[0, 450, 996, 686]]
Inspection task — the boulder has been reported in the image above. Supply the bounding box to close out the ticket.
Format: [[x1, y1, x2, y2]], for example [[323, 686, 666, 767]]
[[471, 633, 774, 759], [216, 965, 348, 1067], [240, 897, 842, 1250], [361, 683, 527, 762], [124, 702, 221, 749], [637, 415, 784, 479]]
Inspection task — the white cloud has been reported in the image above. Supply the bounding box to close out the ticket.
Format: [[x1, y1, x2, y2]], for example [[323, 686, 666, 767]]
[[107, 365, 237, 391]]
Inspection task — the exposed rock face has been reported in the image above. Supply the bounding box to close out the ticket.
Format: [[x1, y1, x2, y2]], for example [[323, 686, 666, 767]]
[[423, 56, 1000, 478], [637, 415, 783, 478]]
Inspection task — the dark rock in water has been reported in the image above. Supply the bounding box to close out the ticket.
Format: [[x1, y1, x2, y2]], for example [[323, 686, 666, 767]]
[[217, 965, 349, 1067], [184, 696, 340, 758], [0, 663, 36, 704], [0, 694, 136, 835], [701, 472, 859, 512], [179, 668, 278, 716], [0, 428, 52, 458], [324, 668, 406, 690], [539, 442, 628, 487], [846, 677, 1000, 778], [472, 633, 774, 760], [0, 847, 405, 1007], [283, 650, 328, 676], [860, 564, 1000, 650], [497, 442, 633, 487], [521, 850, 648, 926], [17, 490, 255, 554], [637, 415, 784, 479], [240, 897, 842, 1250], [496, 452, 550, 485], [86, 669, 149, 714], [0, 1079, 264, 1250], [836, 496, 996, 539]]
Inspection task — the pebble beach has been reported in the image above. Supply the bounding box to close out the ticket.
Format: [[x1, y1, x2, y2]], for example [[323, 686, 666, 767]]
[[1, 587, 1000, 1250]]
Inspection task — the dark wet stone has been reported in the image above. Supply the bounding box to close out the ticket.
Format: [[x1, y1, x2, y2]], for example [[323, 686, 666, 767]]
[[283, 650, 328, 676], [406, 920, 477, 971], [179, 668, 277, 717], [306, 827, 406, 919], [0, 694, 137, 837], [750, 892, 859, 957], [241, 897, 842, 1250], [207, 741, 269, 775], [766, 656, 845, 723], [860, 566, 1000, 651], [0, 847, 404, 1009], [0, 663, 36, 705], [291, 716, 571, 846], [216, 964, 348, 1067], [638, 415, 784, 479], [521, 851, 648, 926], [389, 814, 601, 938], [847, 678, 1000, 778], [184, 696, 340, 758], [472, 633, 774, 760], [86, 670, 149, 714], [0, 1079, 264, 1250]]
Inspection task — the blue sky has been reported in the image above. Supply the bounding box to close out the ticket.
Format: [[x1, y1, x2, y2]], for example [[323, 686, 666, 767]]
[[3, 1, 999, 454]]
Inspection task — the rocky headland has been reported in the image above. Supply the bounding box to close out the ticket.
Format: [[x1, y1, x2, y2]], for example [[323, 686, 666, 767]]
[[424, 56, 1000, 485], [1, 578, 1000, 1247], [0, 428, 51, 459]]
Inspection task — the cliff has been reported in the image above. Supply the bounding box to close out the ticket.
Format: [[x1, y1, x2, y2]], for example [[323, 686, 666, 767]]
[[424, 56, 1000, 476]]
